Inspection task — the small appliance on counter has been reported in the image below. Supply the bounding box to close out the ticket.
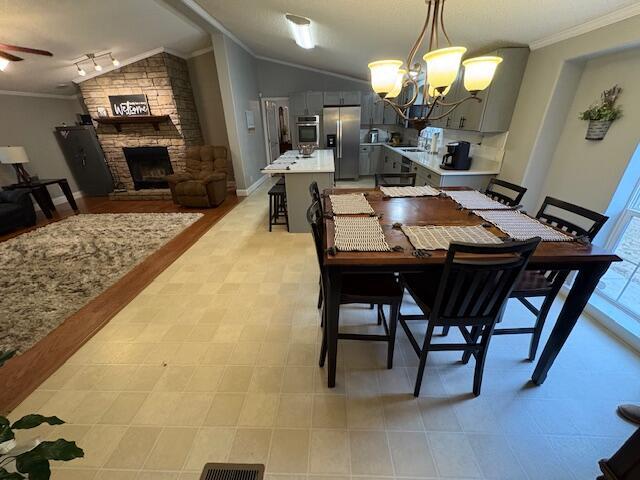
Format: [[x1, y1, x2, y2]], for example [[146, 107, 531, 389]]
[[389, 132, 403, 146], [441, 141, 471, 170], [364, 128, 379, 144]]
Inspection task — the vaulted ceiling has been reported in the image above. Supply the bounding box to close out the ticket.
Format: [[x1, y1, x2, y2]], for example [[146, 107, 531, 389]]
[[196, 0, 640, 80]]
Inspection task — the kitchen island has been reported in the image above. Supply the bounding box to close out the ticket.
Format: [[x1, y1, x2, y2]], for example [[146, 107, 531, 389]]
[[261, 148, 334, 233]]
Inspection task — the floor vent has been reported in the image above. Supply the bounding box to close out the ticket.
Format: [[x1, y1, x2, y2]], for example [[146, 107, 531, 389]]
[[199, 463, 265, 480]]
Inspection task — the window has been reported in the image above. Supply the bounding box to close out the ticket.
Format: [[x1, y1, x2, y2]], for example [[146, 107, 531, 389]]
[[596, 183, 640, 319]]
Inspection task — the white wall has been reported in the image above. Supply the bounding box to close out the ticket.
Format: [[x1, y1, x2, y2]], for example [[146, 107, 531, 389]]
[[187, 50, 234, 182], [212, 33, 267, 192], [0, 94, 85, 194], [540, 47, 640, 215], [500, 14, 640, 211]]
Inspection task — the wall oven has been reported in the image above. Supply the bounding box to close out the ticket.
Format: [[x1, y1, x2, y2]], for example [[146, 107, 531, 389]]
[[296, 115, 320, 146]]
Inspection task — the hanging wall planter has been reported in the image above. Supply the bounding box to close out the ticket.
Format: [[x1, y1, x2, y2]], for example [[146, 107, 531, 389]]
[[579, 85, 622, 141]]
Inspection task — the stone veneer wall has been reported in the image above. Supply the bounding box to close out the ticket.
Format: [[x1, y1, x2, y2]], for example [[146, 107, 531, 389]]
[[79, 52, 204, 197]]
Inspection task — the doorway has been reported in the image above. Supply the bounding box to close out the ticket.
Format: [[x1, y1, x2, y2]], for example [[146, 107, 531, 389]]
[[261, 97, 291, 164]]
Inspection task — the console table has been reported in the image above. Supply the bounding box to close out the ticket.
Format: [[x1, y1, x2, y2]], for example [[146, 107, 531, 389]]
[[2, 178, 78, 219]]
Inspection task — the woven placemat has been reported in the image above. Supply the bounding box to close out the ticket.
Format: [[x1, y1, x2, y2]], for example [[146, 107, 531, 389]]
[[334, 216, 391, 252], [329, 193, 375, 215], [380, 185, 440, 197], [445, 190, 513, 210], [401, 225, 503, 251], [472, 210, 573, 242]]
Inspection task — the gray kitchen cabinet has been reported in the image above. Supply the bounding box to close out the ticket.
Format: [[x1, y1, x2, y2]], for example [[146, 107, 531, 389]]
[[359, 145, 372, 176], [370, 146, 383, 173], [383, 103, 397, 125], [361, 93, 385, 125], [446, 47, 529, 132], [290, 91, 324, 116], [381, 149, 402, 173], [324, 91, 362, 106]]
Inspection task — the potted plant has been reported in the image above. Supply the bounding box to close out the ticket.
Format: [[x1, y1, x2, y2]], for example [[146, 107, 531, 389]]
[[0, 351, 84, 479], [579, 85, 622, 140]]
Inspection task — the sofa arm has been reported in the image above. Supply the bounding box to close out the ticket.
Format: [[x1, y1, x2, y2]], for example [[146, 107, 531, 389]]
[[0, 188, 33, 206], [165, 173, 193, 184]]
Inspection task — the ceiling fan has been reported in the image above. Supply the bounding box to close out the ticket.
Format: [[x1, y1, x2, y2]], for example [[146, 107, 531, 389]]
[[0, 43, 53, 71]]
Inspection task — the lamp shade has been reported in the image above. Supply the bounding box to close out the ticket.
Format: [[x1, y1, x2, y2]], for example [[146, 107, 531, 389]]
[[423, 46, 467, 90], [368, 60, 403, 96], [385, 69, 407, 99], [462, 56, 503, 92], [0, 146, 29, 164]]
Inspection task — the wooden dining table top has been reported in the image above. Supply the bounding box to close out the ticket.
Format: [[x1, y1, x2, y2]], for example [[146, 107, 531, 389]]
[[322, 187, 620, 268]]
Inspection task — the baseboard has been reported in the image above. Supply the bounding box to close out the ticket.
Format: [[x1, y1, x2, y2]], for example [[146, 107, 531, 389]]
[[236, 174, 268, 197], [559, 286, 640, 353], [33, 191, 83, 213]]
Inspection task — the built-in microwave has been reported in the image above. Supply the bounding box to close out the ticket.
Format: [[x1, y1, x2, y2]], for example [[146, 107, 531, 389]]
[[296, 115, 320, 146]]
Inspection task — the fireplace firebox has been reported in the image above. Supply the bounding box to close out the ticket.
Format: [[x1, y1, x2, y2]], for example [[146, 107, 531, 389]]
[[123, 147, 174, 190]]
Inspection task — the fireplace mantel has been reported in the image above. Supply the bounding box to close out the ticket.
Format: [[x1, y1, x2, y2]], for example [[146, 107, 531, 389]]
[[94, 115, 171, 132]]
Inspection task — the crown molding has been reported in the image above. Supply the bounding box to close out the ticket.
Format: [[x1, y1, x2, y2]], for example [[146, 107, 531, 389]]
[[530, 4, 640, 50], [73, 47, 187, 84], [188, 45, 214, 58], [0, 90, 78, 100]]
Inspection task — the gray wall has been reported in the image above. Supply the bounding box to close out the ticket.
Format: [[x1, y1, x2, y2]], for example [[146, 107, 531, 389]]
[[0, 94, 85, 193], [500, 14, 640, 211], [187, 50, 234, 182], [212, 33, 266, 191], [541, 47, 640, 215], [256, 59, 369, 97]]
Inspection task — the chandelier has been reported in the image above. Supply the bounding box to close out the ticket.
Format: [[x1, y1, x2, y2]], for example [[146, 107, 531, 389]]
[[368, 0, 502, 127]]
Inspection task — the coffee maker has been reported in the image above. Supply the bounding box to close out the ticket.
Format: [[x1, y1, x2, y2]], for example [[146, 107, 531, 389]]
[[441, 141, 471, 170]]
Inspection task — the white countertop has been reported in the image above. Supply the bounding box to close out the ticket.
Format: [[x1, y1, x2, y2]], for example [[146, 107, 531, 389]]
[[366, 143, 501, 176], [261, 149, 335, 174]]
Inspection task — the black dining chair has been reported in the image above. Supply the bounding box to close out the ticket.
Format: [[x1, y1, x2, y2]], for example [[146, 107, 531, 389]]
[[484, 178, 527, 207], [490, 196, 609, 360], [375, 173, 417, 187], [307, 200, 403, 370], [309, 181, 324, 310], [401, 237, 540, 396]]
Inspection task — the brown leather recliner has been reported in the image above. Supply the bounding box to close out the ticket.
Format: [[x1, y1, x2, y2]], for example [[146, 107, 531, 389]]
[[166, 146, 228, 207]]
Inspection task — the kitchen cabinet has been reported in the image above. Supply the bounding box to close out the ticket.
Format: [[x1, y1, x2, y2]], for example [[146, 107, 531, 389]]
[[358, 145, 383, 175], [381, 149, 403, 173], [290, 91, 324, 116], [361, 93, 385, 125], [324, 91, 362, 106], [440, 47, 529, 133], [383, 103, 397, 125]]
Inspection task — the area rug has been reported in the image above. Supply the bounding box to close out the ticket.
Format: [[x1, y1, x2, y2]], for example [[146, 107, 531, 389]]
[[0, 213, 203, 354]]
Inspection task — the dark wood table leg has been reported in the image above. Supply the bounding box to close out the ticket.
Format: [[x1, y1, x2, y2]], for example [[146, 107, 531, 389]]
[[532, 261, 612, 385], [326, 266, 342, 388], [30, 187, 53, 219], [58, 179, 78, 211]]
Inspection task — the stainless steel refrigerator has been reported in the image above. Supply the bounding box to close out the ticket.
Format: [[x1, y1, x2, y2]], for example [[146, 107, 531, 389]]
[[323, 106, 361, 180]]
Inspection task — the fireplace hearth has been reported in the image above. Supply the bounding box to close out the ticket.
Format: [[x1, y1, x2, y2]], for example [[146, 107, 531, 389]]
[[123, 147, 174, 190]]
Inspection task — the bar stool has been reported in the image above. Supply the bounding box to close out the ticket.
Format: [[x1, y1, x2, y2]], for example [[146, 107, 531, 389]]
[[268, 182, 289, 231]]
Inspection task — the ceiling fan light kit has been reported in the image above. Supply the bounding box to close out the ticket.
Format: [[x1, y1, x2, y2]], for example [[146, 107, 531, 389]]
[[367, 0, 503, 127]]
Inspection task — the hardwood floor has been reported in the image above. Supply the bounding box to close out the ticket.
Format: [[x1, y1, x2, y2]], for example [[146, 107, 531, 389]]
[[0, 193, 242, 413]]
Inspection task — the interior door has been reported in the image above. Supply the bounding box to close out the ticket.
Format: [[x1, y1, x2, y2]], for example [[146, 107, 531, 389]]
[[265, 100, 280, 163]]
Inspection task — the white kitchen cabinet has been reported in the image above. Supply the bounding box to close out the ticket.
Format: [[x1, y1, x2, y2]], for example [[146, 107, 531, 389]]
[[290, 91, 324, 116]]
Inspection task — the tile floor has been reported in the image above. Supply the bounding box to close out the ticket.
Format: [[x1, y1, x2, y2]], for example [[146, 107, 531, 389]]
[[8, 181, 640, 480]]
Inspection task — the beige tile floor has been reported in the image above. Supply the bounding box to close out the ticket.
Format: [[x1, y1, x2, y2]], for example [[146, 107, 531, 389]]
[[8, 180, 640, 480]]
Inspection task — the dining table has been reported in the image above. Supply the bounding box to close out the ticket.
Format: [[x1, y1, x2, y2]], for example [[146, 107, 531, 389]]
[[320, 187, 621, 389]]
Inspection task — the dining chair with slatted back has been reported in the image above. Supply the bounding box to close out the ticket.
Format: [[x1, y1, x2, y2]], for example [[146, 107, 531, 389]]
[[375, 173, 417, 187], [484, 178, 527, 207], [307, 200, 404, 370], [491, 196, 609, 360], [401, 237, 540, 396]]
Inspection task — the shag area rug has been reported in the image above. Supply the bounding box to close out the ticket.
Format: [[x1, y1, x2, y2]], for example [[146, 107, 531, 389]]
[[0, 213, 203, 354]]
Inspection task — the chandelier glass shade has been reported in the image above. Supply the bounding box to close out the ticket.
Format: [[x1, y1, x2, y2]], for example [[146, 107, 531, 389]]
[[367, 0, 502, 127]]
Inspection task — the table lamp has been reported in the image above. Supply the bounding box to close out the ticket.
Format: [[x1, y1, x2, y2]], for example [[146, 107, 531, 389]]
[[0, 146, 32, 183]]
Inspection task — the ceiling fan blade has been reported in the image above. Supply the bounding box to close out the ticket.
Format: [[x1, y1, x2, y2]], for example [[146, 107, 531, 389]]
[[0, 44, 53, 56], [0, 50, 23, 61]]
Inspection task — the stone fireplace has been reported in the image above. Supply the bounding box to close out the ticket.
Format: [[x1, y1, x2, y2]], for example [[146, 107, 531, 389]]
[[123, 146, 173, 190], [78, 52, 203, 199]]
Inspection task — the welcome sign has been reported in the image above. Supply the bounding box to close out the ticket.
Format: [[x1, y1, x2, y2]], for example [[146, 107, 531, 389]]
[[109, 94, 150, 116]]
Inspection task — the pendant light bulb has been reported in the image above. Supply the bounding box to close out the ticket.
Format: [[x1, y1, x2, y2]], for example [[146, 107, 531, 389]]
[[110, 54, 120, 67], [76, 63, 86, 76], [0, 57, 10, 71], [92, 58, 102, 72]]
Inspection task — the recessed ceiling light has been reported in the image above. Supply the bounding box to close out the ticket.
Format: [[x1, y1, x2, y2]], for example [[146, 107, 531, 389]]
[[285, 14, 314, 49]]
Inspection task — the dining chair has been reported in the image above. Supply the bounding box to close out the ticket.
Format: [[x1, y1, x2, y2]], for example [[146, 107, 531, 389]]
[[401, 237, 540, 396], [484, 178, 527, 207], [309, 181, 324, 310], [307, 200, 403, 369], [491, 196, 609, 360], [375, 173, 417, 187]]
